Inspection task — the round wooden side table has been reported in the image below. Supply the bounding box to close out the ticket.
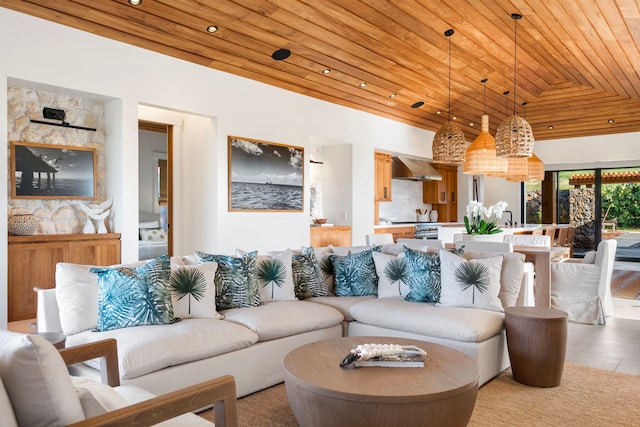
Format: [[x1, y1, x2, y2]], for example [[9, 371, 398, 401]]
[[504, 306, 568, 387]]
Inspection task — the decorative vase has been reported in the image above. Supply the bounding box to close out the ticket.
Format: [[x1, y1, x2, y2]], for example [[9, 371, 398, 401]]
[[8, 214, 38, 236], [454, 232, 504, 243], [429, 210, 438, 222]]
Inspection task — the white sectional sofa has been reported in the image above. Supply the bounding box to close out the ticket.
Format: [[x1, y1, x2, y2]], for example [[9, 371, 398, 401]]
[[36, 242, 528, 397]]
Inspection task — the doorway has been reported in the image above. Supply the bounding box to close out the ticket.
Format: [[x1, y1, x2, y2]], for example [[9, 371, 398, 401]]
[[138, 120, 173, 260]]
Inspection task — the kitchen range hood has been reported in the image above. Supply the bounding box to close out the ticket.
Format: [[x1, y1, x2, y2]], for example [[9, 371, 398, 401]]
[[392, 157, 442, 181]]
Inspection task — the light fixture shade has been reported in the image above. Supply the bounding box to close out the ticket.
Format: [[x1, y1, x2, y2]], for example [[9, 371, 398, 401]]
[[506, 153, 544, 182], [432, 121, 466, 164], [495, 113, 535, 158], [463, 115, 507, 175]]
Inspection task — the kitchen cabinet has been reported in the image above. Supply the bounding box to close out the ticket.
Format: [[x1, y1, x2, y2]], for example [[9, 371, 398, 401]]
[[374, 152, 393, 202], [423, 164, 458, 222], [375, 226, 415, 242], [7, 233, 121, 321], [310, 226, 352, 247]]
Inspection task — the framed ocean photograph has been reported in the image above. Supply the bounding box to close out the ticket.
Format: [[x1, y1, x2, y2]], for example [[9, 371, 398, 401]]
[[10, 141, 97, 199], [228, 136, 304, 211]]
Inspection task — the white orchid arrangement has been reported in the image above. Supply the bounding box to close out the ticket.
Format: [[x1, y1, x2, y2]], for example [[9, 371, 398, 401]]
[[464, 200, 508, 235]]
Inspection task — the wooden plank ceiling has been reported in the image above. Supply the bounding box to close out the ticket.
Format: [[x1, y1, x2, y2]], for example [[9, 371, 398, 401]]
[[5, 0, 640, 142]]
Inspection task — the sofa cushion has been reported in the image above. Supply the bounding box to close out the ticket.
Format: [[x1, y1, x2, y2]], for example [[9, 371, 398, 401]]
[[221, 301, 344, 341], [306, 296, 376, 321], [71, 376, 129, 418], [332, 246, 381, 296], [114, 384, 214, 426], [66, 319, 258, 380], [170, 262, 223, 319], [253, 249, 296, 302], [349, 297, 505, 343], [291, 247, 331, 298], [463, 250, 525, 308], [196, 251, 262, 310], [403, 246, 441, 303], [0, 376, 17, 427], [0, 332, 85, 426], [372, 252, 411, 298], [438, 250, 504, 312], [92, 255, 174, 332]]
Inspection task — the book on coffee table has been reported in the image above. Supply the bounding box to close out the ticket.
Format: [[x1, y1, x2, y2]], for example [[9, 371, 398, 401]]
[[353, 354, 424, 368]]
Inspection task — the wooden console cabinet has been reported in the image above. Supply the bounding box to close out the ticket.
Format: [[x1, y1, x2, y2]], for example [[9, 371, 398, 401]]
[[7, 233, 121, 322], [310, 226, 352, 247]]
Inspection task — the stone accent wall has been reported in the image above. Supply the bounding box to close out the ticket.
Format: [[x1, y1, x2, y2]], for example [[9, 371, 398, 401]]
[[7, 87, 107, 233], [525, 189, 542, 224], [570, 188, 595, 249]]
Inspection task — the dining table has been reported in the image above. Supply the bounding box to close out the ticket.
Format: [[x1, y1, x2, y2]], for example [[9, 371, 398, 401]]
[[444, 243, 571, 307]]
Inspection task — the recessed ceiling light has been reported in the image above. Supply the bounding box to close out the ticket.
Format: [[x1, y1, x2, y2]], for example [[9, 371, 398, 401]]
[[452, 116, 457, 121], [548, 125, 554, 130], [411, 101, 424, 108], [469, 122, 474, 126], [128, 0, 142, 5], [271, 48, 291, 60], [206, 25, 218, 33], [322, 69, 331, 74], [436, 110, 442, 115], [389, 93, 397, 98], [608, 119, 615, 124], [359, 82, 367, 88]]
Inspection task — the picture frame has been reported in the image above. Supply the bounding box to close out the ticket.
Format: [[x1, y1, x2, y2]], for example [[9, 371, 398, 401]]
[[228, 136, 304, 212], [10, 141, 97, 199]]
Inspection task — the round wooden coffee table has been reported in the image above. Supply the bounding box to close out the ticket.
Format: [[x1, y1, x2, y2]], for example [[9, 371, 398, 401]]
[[283, 336, 479, 427]]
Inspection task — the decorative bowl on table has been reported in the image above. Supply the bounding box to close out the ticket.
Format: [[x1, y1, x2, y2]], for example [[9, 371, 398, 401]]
[[313, 218, 327, 224]]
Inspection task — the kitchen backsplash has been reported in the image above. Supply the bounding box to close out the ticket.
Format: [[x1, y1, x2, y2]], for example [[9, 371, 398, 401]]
[[378, 179, 433, 222]]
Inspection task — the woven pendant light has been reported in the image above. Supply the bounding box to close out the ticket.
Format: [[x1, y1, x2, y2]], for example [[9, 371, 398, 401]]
[[495, 13, 534, 158], [506, 102, 544, 182], [432, 29, 466, 164], [463, 79, 507, 175], [506, 154, 544, 182]]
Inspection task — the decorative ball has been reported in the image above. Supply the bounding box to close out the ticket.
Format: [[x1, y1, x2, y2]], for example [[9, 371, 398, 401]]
[[8, 214, 38, 236]]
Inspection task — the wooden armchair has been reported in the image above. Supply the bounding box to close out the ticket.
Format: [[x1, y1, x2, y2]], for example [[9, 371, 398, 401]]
[[0, 334, 238, 427]]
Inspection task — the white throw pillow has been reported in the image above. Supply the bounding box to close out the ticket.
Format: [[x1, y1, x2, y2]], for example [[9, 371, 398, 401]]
[[438, 249, 504, 312], [71, 377, 129, 418], [0, 332, 85, 426], [55, 263, 100, 335], [139, 228, 167, 241], [170, 262, 223, 319], [247, 249, 296, 302], [463, 250, 525, 308], [372, 251, 410, 298], [582, 250, 597, 264]]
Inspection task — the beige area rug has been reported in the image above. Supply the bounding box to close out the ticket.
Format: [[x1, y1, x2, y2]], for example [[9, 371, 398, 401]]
[[199, 364, 640, 426]]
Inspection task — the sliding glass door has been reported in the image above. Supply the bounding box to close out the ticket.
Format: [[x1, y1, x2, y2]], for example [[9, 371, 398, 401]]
[[524, 166, 640, 261]]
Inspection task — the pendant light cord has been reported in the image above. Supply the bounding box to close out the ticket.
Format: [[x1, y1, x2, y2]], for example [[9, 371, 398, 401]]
[[481, 78, 488, 115], [511, 14, 522, 115], [445, 29, 454, 122]]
